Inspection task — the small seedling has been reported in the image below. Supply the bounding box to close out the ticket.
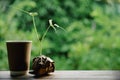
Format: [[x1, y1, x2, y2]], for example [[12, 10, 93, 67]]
[[13, 7, 65, 76], [14, 7, 65, 55]]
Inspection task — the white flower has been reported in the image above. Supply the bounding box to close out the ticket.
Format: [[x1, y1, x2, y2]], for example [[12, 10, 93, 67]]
[[29, 12, 38, 16], [49, 19, 54, 27], [49, 19, 56, 31]]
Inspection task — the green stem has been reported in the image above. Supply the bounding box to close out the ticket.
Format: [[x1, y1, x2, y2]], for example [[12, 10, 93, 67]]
[[32, 16, 42, 55], [32, 16, 51, 55], [11, 6, 30, 15], [41, 26, 51, 43], [32, 16, 39, 41], [40, 26, 51, 54]]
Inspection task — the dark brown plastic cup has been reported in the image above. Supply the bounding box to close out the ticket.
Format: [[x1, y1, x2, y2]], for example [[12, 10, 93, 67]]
[[6, 41, 32, 77]]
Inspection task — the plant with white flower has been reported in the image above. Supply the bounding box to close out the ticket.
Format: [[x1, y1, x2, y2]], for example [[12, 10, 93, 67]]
[[13, 7, 65, 76], [15, 7, 65, 55]]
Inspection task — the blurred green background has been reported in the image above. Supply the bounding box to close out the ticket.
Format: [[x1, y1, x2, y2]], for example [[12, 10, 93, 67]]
[[0, 0, 120, 70]]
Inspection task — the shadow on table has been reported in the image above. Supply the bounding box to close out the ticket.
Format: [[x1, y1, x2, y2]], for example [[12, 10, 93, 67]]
[[10, 73, 53, 80]]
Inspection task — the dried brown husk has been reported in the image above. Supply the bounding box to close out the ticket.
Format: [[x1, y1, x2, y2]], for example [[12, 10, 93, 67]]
[[31, 55, 55, 76]]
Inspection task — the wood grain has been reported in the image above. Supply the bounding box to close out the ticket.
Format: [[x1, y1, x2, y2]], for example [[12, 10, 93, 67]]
[[0, 70, 120, 80]]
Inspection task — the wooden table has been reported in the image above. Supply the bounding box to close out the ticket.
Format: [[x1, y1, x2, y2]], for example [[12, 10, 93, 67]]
[[0, 70, 120, 80]]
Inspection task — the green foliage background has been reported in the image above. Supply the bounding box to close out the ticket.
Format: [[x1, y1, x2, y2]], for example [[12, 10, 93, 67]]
[[0, 0, 120, 70]]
